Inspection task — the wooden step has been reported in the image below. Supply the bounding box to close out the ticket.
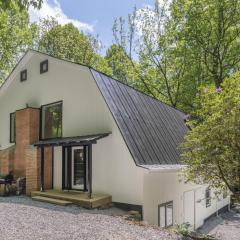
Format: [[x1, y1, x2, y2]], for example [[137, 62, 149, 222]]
[[32, 196, 72, 206], [31, 191, 112, 209]]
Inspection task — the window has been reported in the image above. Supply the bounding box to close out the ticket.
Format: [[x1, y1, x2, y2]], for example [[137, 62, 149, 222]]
[[206, 187, 211, 207], [40, 60, 48, 74], [10, 112, 16, 143], [41, 101, 62, 139], [20, 69, 27, 82], [158, 201, 173, 228]]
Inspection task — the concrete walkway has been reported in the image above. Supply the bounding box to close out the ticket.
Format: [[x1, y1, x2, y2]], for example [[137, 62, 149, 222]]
[[198, 208, 240, 240]]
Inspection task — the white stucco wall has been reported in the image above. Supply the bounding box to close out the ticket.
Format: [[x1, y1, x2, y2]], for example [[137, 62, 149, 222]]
[[0, 51, 146, 204], [92, 126, 147, 205], [0, 52, 111, 149], [143, 170, 230, 229]]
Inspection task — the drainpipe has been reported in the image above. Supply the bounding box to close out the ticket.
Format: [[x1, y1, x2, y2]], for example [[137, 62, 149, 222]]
[[193, 187, 202, 230], [40, 146, 44, 192], [88, 144, 92, 199]]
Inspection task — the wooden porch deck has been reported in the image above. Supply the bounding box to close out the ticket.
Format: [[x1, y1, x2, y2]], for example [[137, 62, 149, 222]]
[[31, 190, 112, 209]]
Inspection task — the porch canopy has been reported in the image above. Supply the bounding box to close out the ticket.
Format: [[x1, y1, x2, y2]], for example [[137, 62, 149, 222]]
[[34, 133, 110, 147], [34, 133, 110, 198]]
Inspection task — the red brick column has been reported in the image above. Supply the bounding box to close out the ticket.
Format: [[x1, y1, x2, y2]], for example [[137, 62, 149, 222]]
[[14, 108, 40, 176], [1, 107, 53, 194], [25, 146, 40, 195], [44, 146, 53, 190], [0, 146, 15, 175]]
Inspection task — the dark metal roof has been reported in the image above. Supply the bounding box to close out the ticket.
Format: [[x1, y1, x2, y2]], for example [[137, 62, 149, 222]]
[[34, 133, 110, 147], [91, 69, 188, 165], [1, 50, 188, 165]]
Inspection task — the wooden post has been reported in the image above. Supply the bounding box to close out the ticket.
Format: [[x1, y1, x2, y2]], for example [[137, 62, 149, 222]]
[[88, 144, 92, 199], [40, 146, 44, 192]]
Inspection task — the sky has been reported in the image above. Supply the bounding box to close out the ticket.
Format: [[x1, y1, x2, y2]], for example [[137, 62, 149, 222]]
[[29, 0, 155, 52]]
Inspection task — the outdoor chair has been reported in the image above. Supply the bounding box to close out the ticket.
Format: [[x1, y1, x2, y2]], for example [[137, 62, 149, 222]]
[[0, 176, 26, 196]]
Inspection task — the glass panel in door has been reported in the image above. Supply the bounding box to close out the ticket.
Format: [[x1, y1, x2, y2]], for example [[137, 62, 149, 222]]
[[72, 147, 85, 189]]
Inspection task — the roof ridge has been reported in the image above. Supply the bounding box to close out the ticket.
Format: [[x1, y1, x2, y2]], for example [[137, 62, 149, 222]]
[[0, 49, 186, 115]]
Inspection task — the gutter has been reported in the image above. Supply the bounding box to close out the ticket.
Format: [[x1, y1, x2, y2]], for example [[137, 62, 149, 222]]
[[140, 165, 187, 173]]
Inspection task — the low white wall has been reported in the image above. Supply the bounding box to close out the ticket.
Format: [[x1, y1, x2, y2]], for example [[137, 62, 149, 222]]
[[92, 126, 147, 205], [143, 170, 230, 229]]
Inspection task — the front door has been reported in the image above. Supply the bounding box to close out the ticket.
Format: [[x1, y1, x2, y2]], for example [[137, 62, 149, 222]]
[[71, 146, 87, 190]]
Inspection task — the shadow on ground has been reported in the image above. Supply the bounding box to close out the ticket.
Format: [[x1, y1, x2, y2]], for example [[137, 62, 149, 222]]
[[197, 207, 240, 240]]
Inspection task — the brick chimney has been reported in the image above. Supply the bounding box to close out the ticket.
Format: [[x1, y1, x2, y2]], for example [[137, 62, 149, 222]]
[[14, 108, 40, 176]]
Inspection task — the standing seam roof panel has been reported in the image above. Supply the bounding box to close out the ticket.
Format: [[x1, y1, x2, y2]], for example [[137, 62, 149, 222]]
[[91, 71, 146, 164], [91, 69, 188, 165]]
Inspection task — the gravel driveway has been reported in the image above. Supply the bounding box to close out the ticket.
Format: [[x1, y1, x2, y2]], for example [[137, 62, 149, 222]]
[[0, 196, 179, 240], [198, 207, 240, 240]]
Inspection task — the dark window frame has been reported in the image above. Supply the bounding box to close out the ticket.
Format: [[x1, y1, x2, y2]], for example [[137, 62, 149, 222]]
[[40, 100, 63, 140], [20, 69, 27, 82], [10, 112, 16, 143], [158, 201, 173, 228], [40, 60, 49, 74], [206, 188, 211, 207]]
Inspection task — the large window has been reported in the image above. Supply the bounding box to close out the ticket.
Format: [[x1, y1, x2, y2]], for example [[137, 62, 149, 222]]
[[158, 201, 173, 228], [41, 101, 62, 139], [10, 112, 16, 143]]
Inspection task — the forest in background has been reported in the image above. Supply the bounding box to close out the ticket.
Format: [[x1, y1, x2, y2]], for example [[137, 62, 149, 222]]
[[2, 0, 240, 113]]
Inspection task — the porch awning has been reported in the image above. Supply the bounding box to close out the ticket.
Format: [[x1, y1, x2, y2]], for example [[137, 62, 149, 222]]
[[34, 133, 110, 147]]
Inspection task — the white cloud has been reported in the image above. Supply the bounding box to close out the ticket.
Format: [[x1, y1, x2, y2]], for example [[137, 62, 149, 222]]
[[29, 0, 94, 32]]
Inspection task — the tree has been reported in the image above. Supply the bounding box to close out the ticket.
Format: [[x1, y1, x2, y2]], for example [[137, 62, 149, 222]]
[[112, 2, 198, 110], [0, 2, 35, 83], [105, 44, 137, 84], [181, 73, 240, 197], [112, 0, 240, 111], [36, 19, 104, 68], [172, 0, 240, 88], [0, 0, 42, 10]]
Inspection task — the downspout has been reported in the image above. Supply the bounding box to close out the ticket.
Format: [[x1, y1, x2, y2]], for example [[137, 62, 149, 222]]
[[40, 146, 45, 192], [88, 144, 92, 199]]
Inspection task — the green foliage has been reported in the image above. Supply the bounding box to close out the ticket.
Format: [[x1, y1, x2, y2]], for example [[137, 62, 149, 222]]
[[0, 0, 42, 10], [92, 54, 112, 76], [0, 2, 35, 83], [33, 18, 112, 75], [174, 223, 192, 236], [111, 0, 240, 111], [105, 44, 137, 84], [174, 223, 216, 240], [181, 73, 240, 195], [1, 0, 240, 114], [110, 2, 201, 110], [172, 0, 240, 88], [36, 19, 99, 66]]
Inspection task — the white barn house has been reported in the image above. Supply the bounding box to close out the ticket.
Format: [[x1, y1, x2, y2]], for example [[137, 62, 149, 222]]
[[0, 50, 230, 229]]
